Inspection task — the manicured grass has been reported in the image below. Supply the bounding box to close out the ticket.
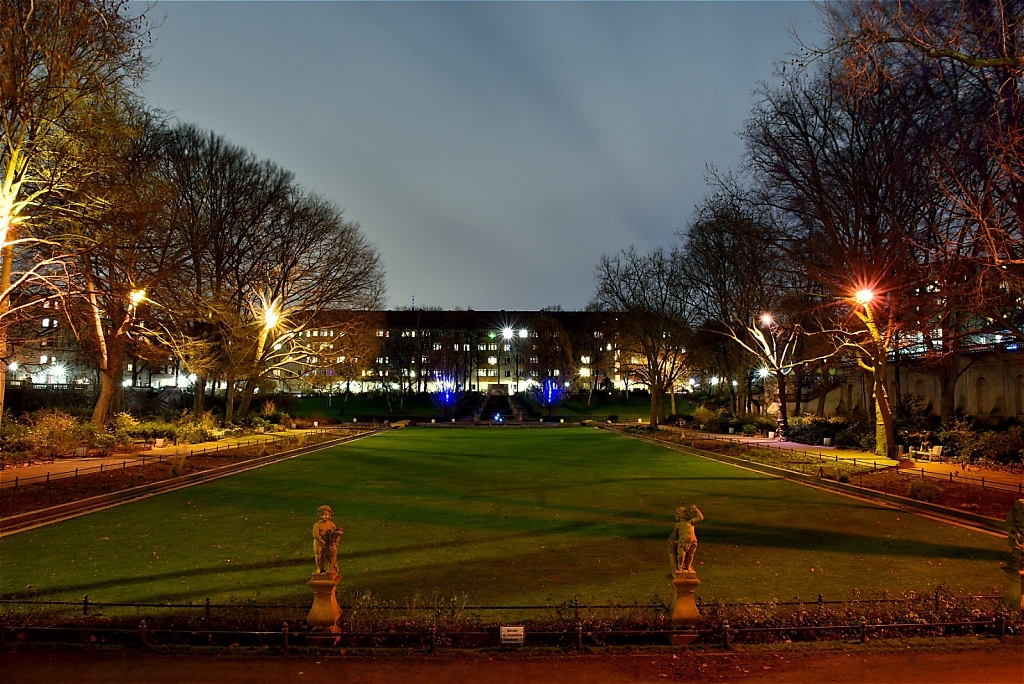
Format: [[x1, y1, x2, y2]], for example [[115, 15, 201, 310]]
[[0, 428, 1007, 609]]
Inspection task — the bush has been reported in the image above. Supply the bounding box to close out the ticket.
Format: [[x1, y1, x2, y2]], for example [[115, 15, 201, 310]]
[[27, 410, 78, 458], [94, 433, 117, 454], [175, 424, 213, 444], [692, 406, 719, 430], [907, 479, 941, 503], [787, 414, 849, 446], [974, 427, 1024, 465], [741, 423, 757, 436]]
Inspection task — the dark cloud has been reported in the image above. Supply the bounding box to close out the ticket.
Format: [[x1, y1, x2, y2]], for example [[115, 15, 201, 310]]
[[143, 1, 821, 311]]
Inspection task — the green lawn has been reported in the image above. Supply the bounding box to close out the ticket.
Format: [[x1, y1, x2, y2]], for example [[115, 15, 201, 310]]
[[0, 428, 1007, 608]]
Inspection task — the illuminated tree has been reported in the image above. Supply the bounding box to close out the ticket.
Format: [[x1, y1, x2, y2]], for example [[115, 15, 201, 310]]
[[680, 194, 838, 436], [740, 63, 930, 457], [157, 124, 385, 421], [55, 106, 180, 425], [0, 0, 152, 419], [429, 372, 462, 418]]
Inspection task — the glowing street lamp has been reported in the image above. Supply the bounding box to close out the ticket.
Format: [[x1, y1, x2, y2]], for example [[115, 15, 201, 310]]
[[263, 303, 281, 331], [130, 289, 146, 307], [854, 289, 875, 306]]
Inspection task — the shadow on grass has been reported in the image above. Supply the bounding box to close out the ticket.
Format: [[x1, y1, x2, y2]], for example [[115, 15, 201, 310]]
[[706, 521, 1007, 562]]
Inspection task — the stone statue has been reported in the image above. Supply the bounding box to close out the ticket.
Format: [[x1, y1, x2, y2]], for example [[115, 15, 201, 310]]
[[668, 505, 704, 574], [1008, 499, 1024, 570], [313, 505, 343, 575]]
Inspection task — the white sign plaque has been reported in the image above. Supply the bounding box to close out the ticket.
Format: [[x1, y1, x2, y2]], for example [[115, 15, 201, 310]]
[[500, 625, 525, 645]]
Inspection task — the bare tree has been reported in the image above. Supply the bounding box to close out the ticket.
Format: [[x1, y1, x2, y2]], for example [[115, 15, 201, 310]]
[[592, 247, 693, 426], [741, 61, 932, 457]]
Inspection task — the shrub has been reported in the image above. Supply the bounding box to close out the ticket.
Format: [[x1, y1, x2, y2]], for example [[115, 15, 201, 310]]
[[94, 433, 117, 454], [176, 424, 213, 444], [936, 419, 977, 462], [27, 410, 78, 458], [786, 415, 849, 446], [973, 427, 1024, 465], [741, 423, 757, 436], [907, 479, 941, 503], [112, 412, 140, 434], [692, 406, 719, 430]]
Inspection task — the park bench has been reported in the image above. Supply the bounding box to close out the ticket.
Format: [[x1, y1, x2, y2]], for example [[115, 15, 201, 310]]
[[909, 445, 944, 461]]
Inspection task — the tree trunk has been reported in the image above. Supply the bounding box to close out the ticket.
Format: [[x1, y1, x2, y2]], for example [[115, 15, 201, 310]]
[[236, 375, 258, 419], [775, 369, 789, 439], [648, 380, 660, 426], [0, 241, 12, 425], [193, 375, 207, 417], [92, 347, 124, 426], [872, 355, 895, 459], [224, 375, 237, 423]]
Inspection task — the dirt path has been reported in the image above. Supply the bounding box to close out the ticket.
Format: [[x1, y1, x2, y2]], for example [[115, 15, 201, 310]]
[[3, 641, 1021, 683]]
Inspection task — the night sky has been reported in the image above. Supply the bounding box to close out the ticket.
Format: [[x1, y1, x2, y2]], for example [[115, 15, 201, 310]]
[[141, 1, 821, 311]]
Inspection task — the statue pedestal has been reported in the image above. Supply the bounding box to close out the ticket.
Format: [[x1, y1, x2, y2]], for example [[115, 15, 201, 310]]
[[1003, 568, 1024, 613], [670, 570, 701, 646], [307, 572, 342, 635]]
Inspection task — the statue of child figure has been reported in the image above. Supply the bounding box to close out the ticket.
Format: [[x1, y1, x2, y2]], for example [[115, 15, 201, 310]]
[[1008, 499, 1024, 570], [668, 504, 704, 574], [312, 505, 343, 575]]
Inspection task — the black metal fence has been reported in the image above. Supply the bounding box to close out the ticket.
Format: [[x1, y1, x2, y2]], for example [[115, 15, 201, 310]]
[[1, 427, 365, 490], [1, 593, 1015, 651]]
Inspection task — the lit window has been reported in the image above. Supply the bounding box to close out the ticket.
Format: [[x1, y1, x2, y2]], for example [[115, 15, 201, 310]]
[[581, 356, 591, 364], [42, 318, 50, 327], [40, 355, 48, 364]]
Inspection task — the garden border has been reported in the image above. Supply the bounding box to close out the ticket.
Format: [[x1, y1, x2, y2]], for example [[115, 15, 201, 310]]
[[0, 429, 385, 537], [606, 427, 1008, 536]]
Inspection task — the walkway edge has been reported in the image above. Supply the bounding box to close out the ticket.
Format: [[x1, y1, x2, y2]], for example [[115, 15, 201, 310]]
[[607, 427, 1007, 536], [0, 429, 385, 537]]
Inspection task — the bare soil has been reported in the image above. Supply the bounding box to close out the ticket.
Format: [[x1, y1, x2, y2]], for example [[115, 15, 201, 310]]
[[2, 640, 1021, 683], [0, 449, 264, 518], [683, 438, 1017, 520]]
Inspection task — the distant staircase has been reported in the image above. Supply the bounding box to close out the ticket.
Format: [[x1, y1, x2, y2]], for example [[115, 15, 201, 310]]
[[477, 389, 520, 423]]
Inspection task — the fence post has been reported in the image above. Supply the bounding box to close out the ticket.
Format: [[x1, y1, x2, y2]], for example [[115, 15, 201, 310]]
[[139, 619, 148, 646], [934, 588, 940, 612], [430, 624, 437, 654], [998, 616, 1005, 639], [46, 472, 50, 483], [576, 621, 583, 650], [75, 468, 78, 478], [818, 594, 823, 608], [282, 622, 289, 652], [83, 594, 89, 616], [981, 477, 985, 489], [860, 618, 867, 643], [574, 595, 580, 623], [722, 620, 731, 649], [205, 597, 211, 620]]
